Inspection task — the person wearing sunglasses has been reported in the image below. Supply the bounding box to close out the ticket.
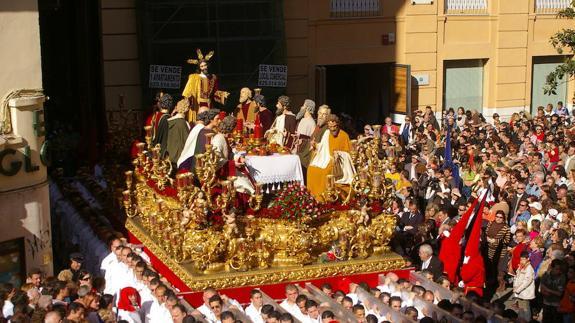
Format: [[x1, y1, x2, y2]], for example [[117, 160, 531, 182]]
[[77, 270, 92, 290], [485, 210, 511, 293], [57, 252, 84, 284], [510, 200, 531, 228], [510, 184, 529, 224]]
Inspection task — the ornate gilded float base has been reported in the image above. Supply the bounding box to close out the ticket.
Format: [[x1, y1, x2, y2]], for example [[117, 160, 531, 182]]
[[127, 218, 405, 291]]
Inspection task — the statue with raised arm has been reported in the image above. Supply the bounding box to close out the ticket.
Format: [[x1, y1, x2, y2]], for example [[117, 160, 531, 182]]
[[182, 49, 229, 122]]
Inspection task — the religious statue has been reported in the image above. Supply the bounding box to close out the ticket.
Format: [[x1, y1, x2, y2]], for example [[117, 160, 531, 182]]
[[307, 114, 353, 201], [353, 202, 370, 226], [181, 191, 208, 229], [234, 87, 258, 125], [180, 208, 192, 228], [265, 95, 297, 147], [182, 49, 230, 122], [222, 208, 239, 238], [165, 99, 191, 164]]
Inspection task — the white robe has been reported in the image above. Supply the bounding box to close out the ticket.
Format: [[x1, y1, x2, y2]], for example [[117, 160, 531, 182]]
[[118, 309, 143, 323], [2, 300, 13, 319], [267, 114, 286, 146], [309, 131, 355, 184], [212, 133, 254, 194], [147, 300, 174, 323], [177, 123, 205, 167], [100, 251, 117, 275], [103, 262, 133, 298], [198, 303, 217, 323], [280, 299, 306, 322], [309, 131, 331, 169], [245, 303, 264, 323], [296, 117, 316, 137], [140, 288, 155, 319]]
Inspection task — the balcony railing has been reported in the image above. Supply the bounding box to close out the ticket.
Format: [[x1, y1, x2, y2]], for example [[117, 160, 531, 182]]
[[330, 0, 381, 18], [535, 0, 572, 13], [445, 0, 488, 14]]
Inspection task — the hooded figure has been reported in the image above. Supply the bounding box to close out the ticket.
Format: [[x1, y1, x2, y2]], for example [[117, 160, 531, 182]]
[[117, 287, 142, 323], [166, 99, 191, 164], [154, 94, 174, 156]]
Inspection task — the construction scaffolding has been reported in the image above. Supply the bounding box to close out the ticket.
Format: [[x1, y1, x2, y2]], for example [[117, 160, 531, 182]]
[[138, 0, 287, 109]]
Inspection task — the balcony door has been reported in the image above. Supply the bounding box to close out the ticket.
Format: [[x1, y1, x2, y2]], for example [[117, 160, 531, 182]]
[[531, 56, 567, 114], [443, 59, 485, 113]]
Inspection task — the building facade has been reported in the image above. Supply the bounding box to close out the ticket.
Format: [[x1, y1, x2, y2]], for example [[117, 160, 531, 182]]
[[284, 0, 575, 122], [98, 0, 574, 124], [0, 0, 52, 283]]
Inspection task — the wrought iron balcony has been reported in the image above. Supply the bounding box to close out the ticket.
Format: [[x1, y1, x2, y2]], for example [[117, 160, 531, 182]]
[[330, 0, 382, 18], [535, 0, 571, 14], [445, 0, 488, 15]]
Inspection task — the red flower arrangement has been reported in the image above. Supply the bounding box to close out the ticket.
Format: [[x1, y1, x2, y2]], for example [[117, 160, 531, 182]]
[[264, 183, 321, 221]]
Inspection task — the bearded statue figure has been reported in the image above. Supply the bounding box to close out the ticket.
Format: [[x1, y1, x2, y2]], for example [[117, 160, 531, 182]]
[[234, 87, 258, 126], [182, 49, 229, 122], [298, 104, 331, 169]]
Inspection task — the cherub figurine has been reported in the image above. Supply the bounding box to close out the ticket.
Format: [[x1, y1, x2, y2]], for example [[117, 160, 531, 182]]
[[358, 203, 370, 226], [193, 192, 208, 224], [180, 208, 192, 227], [222, 207, 239, 237], [254, 239, 271, 269], [350, 201, 370, 226], [181, 192, 209, 229]]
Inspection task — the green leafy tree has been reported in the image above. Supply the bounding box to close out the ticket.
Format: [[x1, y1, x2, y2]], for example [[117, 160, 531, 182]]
[[544, 1, 575, 95]]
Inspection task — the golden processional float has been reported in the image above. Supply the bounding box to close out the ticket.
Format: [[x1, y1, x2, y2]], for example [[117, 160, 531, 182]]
[[122, 125, 404, 291]]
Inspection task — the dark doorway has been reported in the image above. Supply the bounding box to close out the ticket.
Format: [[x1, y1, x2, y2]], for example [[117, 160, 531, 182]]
[[38, 0, 106, 171], [323, 63, 405, 130]]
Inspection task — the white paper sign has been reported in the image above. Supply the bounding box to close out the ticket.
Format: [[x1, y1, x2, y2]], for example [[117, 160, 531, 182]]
[[413, 74, 430, 86], [149, 65, 182, 89], [258, 64, 288, 88]]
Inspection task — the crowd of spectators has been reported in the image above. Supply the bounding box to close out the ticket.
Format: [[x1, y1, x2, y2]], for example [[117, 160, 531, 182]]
[[387, 102, 575, 322], [0, 237, 196, 323]]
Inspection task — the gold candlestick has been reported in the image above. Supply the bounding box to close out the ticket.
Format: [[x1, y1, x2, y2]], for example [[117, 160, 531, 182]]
[[322, 175, 338, 202], [136, 143, 146, 168], [157, 199, 164, 213], [176, 173, 186, 188], [123, 190, 137, 217], [327, 174, 335, 189], [125, 171, 133, 189], [144, 126, 152, 149], [255, 183, 262, 195], [372, 125, 381, 138]]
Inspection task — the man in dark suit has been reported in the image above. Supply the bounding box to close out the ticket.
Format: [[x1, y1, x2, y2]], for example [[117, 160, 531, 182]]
[[418, 244, 444, 281], [398, 200, 424, 235], [447, 188, 465, 218], [509, 183, 529, 224], [394, 199, 425, 258]]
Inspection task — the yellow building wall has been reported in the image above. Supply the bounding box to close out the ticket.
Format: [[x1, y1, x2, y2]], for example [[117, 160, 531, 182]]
[[0, 2, 43, 100], [0, 0, 53, 275], [284, 0, 575, 117]]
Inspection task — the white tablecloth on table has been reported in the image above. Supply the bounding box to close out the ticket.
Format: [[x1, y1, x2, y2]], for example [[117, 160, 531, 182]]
[[244, 154, 304, 185]]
